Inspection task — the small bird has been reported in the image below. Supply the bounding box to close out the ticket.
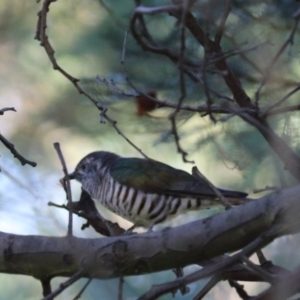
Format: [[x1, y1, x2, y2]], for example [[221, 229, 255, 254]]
[[68, 151, 248, 228]]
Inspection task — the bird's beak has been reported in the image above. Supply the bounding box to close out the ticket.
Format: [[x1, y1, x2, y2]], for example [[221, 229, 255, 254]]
[[59, 172, 76, 186], [67, 172, 76, 180]]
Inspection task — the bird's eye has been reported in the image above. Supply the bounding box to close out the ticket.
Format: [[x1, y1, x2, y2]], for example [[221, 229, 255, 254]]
[[80, 164, 86, 171]]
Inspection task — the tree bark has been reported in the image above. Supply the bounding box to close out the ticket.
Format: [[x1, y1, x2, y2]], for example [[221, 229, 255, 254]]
[[1, 185, 300, 281]]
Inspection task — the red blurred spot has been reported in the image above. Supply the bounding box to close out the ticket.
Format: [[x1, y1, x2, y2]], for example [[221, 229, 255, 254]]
[[135, 91, 157, 116]]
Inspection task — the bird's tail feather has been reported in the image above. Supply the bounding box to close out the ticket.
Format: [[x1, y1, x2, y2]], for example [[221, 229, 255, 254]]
[[218, 188, 248, 198]]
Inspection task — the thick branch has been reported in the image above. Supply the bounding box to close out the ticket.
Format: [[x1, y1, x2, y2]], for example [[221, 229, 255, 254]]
[[170, 8, 300, 181], [0, 186, 300, 281], [174, 10, 254, 108]]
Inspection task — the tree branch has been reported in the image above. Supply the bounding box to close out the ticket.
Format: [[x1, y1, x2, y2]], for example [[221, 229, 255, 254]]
[[0, 133, 37, 167], [0, 185, 300, 282]]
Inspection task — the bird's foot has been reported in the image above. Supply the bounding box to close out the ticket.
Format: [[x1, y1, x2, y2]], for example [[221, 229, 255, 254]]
[[147, 226, 154, 233], [123, 225, 137, 235]]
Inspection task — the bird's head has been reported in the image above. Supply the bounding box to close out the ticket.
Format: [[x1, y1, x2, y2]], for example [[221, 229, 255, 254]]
[[67, 151, 120, 183]]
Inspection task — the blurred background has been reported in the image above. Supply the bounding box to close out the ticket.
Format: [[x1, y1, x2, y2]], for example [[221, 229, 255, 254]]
[[0, 0, 300, 299]]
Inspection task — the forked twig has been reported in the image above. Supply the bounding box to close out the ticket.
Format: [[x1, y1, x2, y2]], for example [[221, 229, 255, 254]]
[[255, 15, 300, 107], [42, 270, 84, 300], [138, 228, 275, 300], [228, 280, 250, 300]]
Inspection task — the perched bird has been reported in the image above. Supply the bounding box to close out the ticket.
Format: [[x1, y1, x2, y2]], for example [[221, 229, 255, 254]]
[[68, 151, 248, 228]]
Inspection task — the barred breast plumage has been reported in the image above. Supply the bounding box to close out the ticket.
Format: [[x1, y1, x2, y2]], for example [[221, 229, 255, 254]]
[[68, 151, 248, 228]]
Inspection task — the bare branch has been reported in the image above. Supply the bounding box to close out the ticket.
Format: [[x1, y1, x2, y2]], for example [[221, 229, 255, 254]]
[[192, 166, 231, 209], [54, 142, 73, 236], [98, 0, 127, 29], [0, 107, 16, 115], [214, 0, 232, 45], [42, 270, 84, 300], [35, 0, 149, 160], [73, 279, 92, 300], [227, 105, 300, 182], [228, 280, 251, 300], [253, 264, 300, 300], [264, 104, 300, 117], [171, 9, 254, 108], [193, 274, 222, 300], [118, 277, 124, 300], [48, 189, 126, 236], [241, 257, 274, 283], [169, 26, 194, 163], [137, 229, 275, 300], [256, 250, 267, 265], [255, 16, 300, 107], [0, 133, 37, 167], [262, 83, 300, 117]]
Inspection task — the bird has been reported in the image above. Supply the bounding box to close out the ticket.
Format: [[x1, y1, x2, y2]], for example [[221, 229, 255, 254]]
[[68, 151, 248, 228]]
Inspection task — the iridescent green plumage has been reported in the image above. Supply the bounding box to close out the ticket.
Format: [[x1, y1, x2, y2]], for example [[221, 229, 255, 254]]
[[110, 157, 247, 198]]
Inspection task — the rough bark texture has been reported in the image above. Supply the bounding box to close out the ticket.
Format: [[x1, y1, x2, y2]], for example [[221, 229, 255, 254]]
[[0, 185, 299, 281]]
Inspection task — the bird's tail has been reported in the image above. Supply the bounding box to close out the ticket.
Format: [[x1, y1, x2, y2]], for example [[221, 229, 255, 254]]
[[224, 197, 252, 206], [218, 188, 250, 206], [218, 188, 248, 198]]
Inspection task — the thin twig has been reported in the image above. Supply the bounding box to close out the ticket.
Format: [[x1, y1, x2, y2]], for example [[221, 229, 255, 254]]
[[0, 133, 37, 167], [253, 186, 278, 194], [95, 75, 240, 113], [171, 8, 254, 108], [193, 274, 222, 300], [252, 264, 300, 300], [35, 0, 149, 160], [228, 280, 250, 300], [192, 166, 232, 209], [172, 268, 189, 296], [0, 107, 16, 115], [121, 30, 128, 64], [214, 0, 232, 45], [256, 250, 267, 265], [98, 0, 127, 29], [201, 43, 216, 122], [261, 83, 300, 117], [241, 257, 274, 283], [73, 278, 92, 300], [42, 270, 84, 300], [118, 277, 124, 300], [264, 104, 300, 117], [255, 17, 300, 107], [169, 26, 194, 163], [138, 227, 276, 300], [48, 189, 126, 236], [53, 142, 73, 236]]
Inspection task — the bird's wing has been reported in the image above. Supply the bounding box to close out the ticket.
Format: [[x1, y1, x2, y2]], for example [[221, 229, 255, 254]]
[[110, 158, 225, 198]]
